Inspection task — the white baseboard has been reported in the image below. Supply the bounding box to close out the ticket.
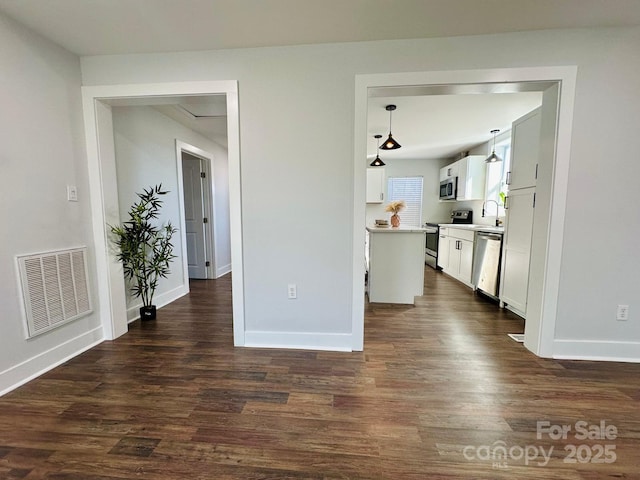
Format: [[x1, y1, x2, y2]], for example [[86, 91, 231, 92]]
[[553, 339, 640, 362], [505, 304, 526, 319], [216, 263, 231, 278], [0, 326, 104, 397], [126, 284, 189, 322], [244, 330, 353, 352]]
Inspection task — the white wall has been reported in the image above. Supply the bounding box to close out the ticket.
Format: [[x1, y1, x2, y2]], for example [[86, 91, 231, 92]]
[[112, 106, 231, 318], [366, 159, 452, 226], [81, 26, 640, 358], [0, 12, 102, 394]]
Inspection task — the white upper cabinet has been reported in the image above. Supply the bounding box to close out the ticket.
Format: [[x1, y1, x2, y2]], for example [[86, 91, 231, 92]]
[[440, 155, 486, 201], [439, 162, 459, 181], [455, 155, 486, 201], [366, 168, 385, 203], [508, 107, 541, 190]]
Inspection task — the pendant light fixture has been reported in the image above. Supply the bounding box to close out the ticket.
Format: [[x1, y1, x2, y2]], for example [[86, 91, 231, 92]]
[[380, 104, 401, 150], [485, 129, 502, 163], [370, 134, 385, 167]]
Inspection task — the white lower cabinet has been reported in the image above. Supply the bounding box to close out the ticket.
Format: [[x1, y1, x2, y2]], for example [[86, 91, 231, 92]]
[[438, 227, 475, 287], [437, 228, 450, 269], [499, 187, 535, 317]]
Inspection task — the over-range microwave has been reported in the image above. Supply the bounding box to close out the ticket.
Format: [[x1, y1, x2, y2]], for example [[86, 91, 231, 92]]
[[439, 177, 457, 200]]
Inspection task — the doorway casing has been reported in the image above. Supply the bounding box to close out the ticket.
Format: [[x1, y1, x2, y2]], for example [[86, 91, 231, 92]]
[[352, 67, 577, 357], [81, 80, 244, 346], [176, 140, 218, 281]]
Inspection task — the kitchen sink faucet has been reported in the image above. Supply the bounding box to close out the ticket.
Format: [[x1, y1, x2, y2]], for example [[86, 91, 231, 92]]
[[482, 200, 501, 226]]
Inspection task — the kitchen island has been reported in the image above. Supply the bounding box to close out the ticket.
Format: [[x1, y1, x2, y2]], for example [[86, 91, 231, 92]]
[[366, 225, 427, 304]]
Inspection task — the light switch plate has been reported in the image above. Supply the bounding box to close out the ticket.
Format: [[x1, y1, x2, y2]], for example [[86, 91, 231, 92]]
[[616, 304, 629, 321], [67, 185, 78, 202]]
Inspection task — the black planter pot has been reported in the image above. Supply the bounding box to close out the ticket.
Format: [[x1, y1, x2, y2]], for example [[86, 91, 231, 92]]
[[139, 305, 157, 321]]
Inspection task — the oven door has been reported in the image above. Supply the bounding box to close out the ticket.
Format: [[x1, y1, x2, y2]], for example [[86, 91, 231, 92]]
[[424, 226, 439, 268]]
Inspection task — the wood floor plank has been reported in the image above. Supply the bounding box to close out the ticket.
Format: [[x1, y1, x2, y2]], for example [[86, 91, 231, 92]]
[[1, 269, 640, 478]]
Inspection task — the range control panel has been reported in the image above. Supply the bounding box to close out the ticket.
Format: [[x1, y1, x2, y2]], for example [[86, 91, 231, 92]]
[[451, 209, 473, 224]]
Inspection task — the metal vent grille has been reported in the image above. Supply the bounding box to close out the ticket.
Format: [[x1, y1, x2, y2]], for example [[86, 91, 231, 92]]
[[17, 247, 92, 338]]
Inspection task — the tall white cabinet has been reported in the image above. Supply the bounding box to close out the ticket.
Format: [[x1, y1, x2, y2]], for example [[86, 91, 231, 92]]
[[508, 108, 541, 190], [500, 107, 541, 318]]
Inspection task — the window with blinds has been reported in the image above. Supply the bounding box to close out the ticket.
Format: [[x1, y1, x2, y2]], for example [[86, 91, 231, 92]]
[[387, 176, 423, 227]]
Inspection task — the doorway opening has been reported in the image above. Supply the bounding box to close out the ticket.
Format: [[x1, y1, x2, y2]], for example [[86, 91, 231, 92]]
[[180, 148, 215, 280], [176, 139, 232, 283], [352, 67, 577, 357], [82, 80, 245, 346]]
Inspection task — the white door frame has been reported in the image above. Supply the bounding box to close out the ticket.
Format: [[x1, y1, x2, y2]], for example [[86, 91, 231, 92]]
[[82, 80, 245, 346], [176, 141, 217, 280], [352, 67, 577, 356]]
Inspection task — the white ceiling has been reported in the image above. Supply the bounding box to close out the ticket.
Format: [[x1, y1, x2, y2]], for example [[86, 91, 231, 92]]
[[2, 1, 638, 157], [105, 95, 228, 146], [367, 90, 543, 161], [1, 0, 639, 56]]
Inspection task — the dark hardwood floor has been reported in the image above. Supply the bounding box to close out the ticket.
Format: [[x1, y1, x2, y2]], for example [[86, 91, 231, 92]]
[[1, 268, 640, 479]]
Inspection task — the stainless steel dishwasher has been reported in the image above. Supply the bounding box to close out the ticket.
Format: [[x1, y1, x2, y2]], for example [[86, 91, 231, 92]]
[[472, 232, 503, 300]]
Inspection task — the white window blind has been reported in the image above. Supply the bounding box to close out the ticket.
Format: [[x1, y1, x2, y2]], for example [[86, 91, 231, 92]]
[[387, 176, 423, 227]]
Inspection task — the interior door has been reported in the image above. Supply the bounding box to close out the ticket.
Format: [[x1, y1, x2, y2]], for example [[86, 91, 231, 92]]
[[181, 153, 207, 279]]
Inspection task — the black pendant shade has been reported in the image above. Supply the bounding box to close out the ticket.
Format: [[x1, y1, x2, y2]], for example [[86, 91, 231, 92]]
[[370, 134, 385, 167], [485, 129, 502, 163], [370, 156, 385, 167], [380, 105, 401, 150]]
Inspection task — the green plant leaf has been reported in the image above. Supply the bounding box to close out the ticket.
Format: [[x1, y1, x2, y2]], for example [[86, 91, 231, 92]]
[[108, 184, 177, 307]]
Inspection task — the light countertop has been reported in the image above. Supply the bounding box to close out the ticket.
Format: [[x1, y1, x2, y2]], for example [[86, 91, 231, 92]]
[[366, 225, 427, 234], [438, 223, 504, 234]]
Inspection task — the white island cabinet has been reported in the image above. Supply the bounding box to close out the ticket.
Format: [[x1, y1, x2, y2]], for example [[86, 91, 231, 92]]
[[366, 226, 426, 304]]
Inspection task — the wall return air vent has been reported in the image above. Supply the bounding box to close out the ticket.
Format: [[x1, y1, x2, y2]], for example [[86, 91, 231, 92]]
[[17, 247, 92, 339]]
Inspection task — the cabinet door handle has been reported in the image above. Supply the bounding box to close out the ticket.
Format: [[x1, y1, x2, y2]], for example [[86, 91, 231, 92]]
[[504, 196, 509, 210], [506, 171, 511, 185]]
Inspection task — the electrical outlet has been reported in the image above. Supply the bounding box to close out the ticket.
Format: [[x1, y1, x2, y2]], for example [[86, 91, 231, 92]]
[[288, 284, 297, 299], [616, 304, 629, 321], [67, 185, 78, 202]]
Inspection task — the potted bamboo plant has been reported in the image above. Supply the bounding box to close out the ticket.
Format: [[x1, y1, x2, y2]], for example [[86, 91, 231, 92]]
[[110, 184, 177, 321]]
